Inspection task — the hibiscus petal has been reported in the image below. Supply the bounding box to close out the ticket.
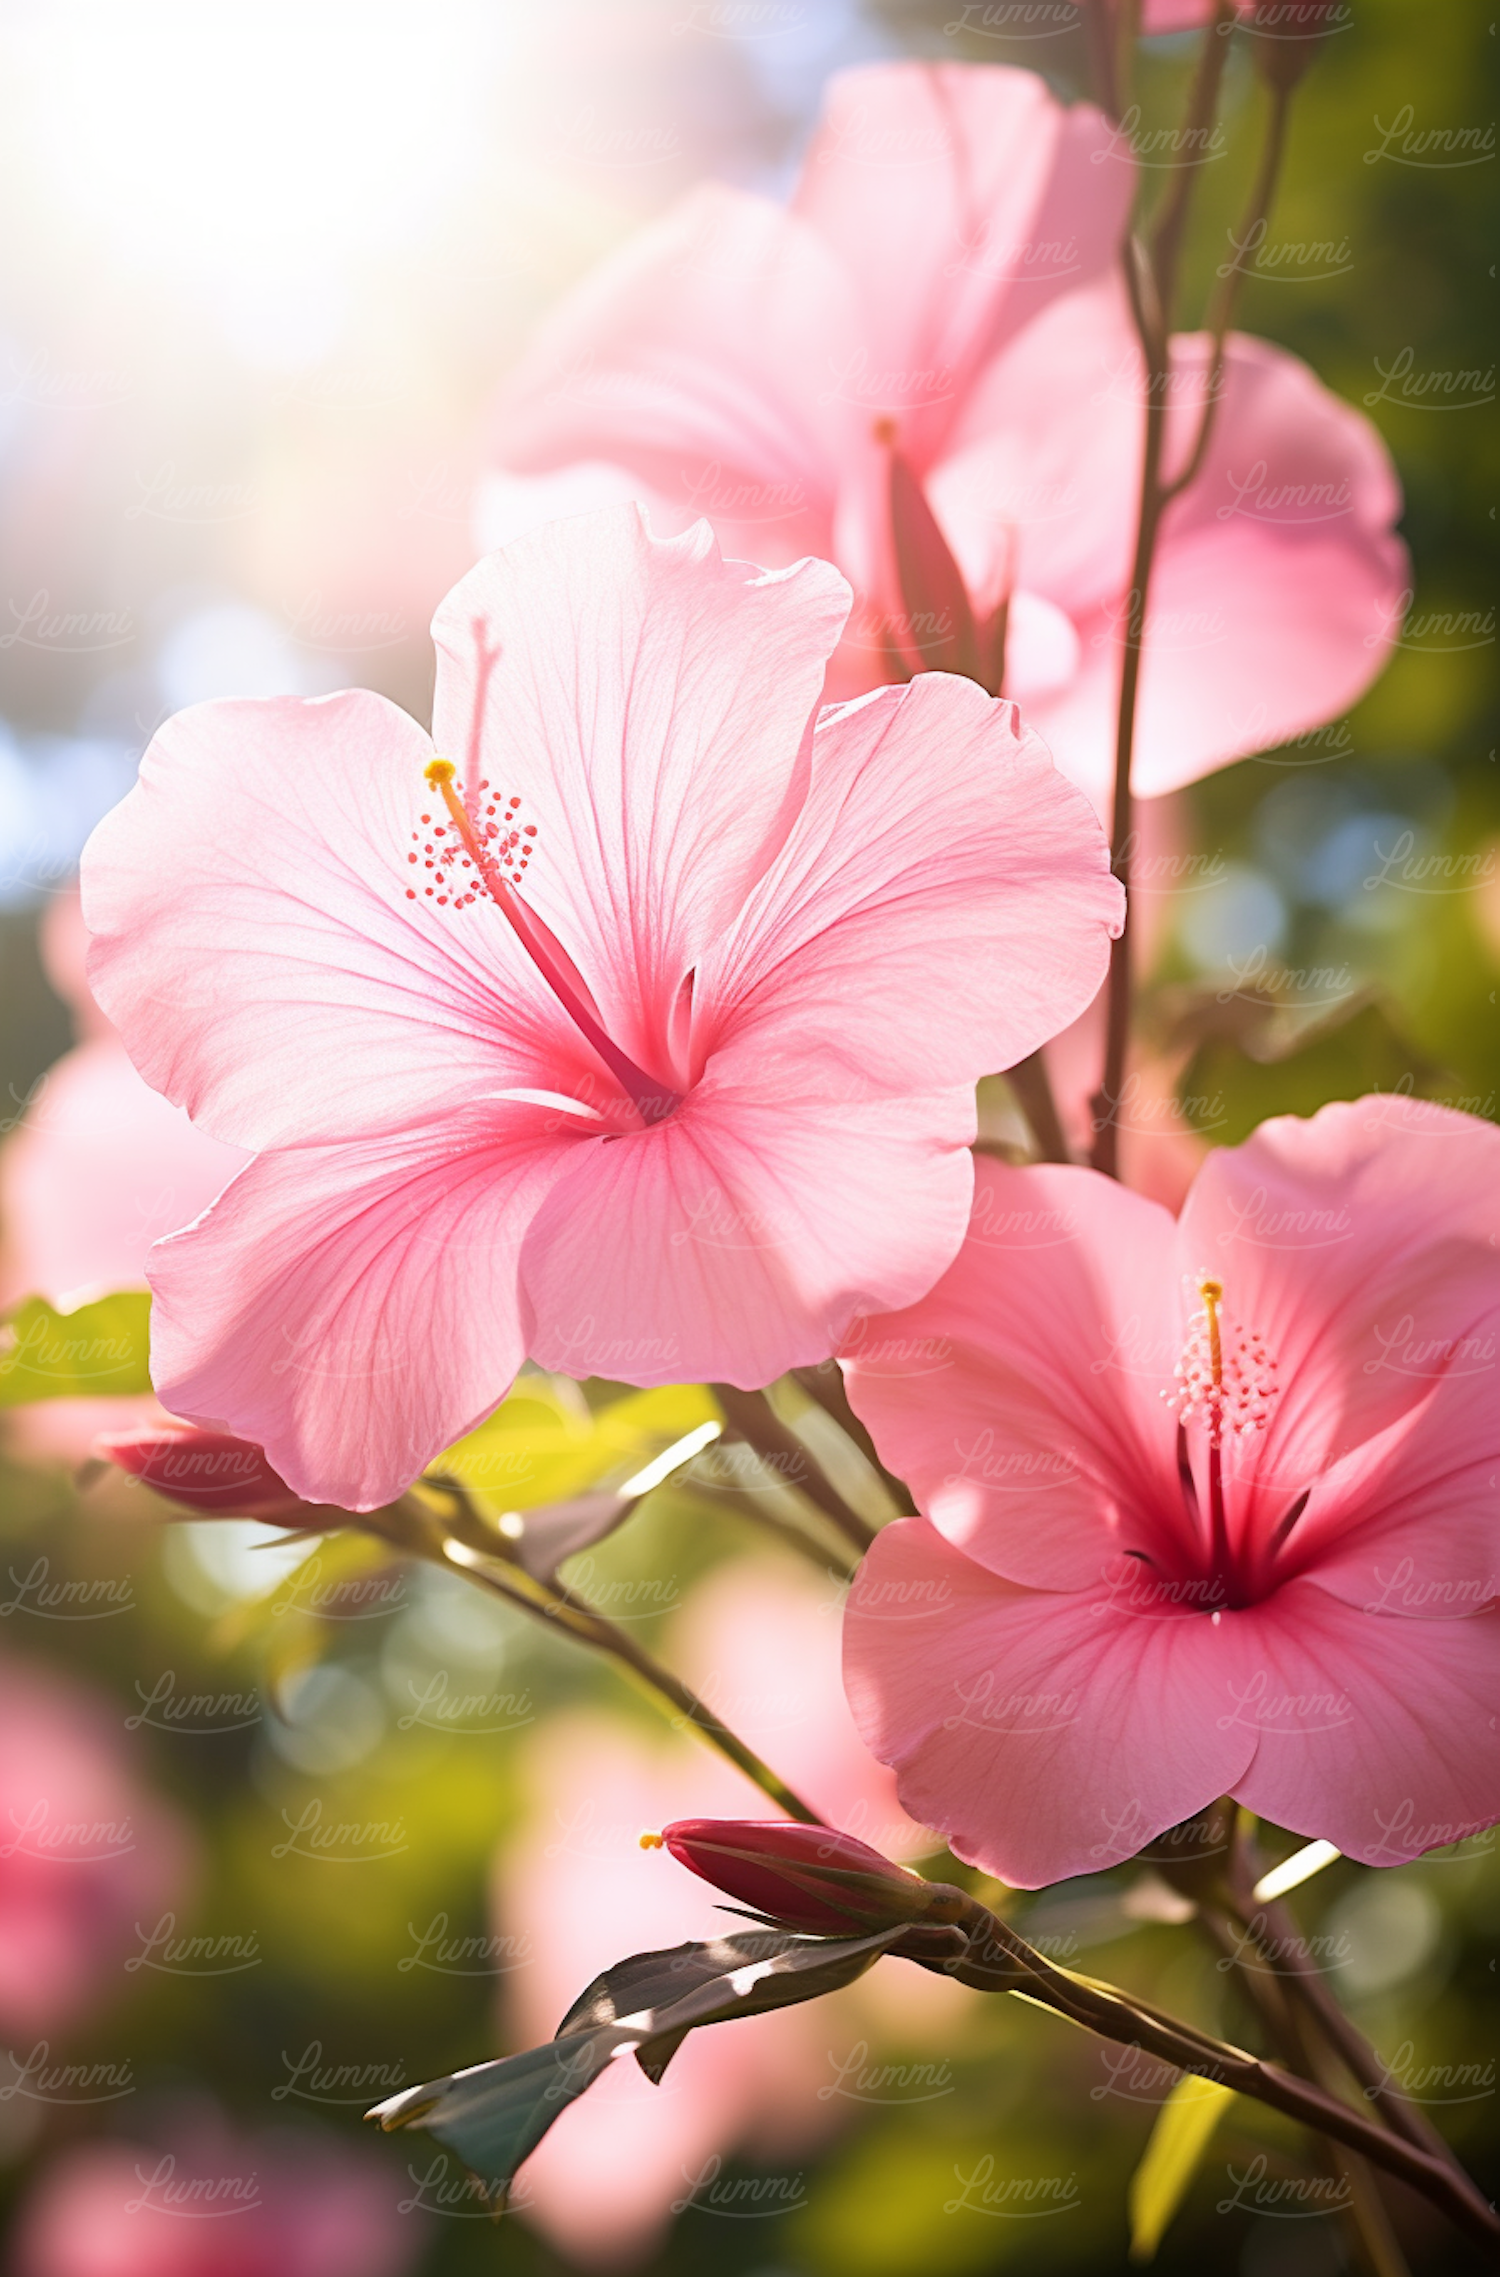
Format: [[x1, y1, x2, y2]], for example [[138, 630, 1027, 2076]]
[[793, 63, 1133, 472], [1027, 330, 1408, 808], [148, 1106, 588, 1510], [81, 689, 586, 1150], [488, 183, 852, 559], [520, 1081, 978, 1391], [843, 1518, 1256, 1888], [430, 505, 851, 1084], [695, 672, 1121, 1103], [1177, 1096, 1500, 1536], [842, 1158, 1184, 1590], [1224, 1582, 1500, 1867], [1276, 1351, 1500, 1619], [933, 273, 1142, 621]]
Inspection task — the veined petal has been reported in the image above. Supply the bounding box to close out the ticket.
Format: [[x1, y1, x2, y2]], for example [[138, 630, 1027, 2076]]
[[1285, 1359, 1500, 1619], [933, 273, 1142, 621], [430, 505, 851, 1084], [1225, 1582, 1500, 1868], [81, 689, 588, 1150], [148, 1104, 588, 1510], [1176, 1096, 1500, 1531], [1027, 330, 1408, 808], [520, 1080, 978, 1391], [842, 1158, 1185, 1590], [694, 673, 1121, 1100], [489, 182, 853, 559], [843, 1519, 1255, 1888], [794, 63, 1133, 471]]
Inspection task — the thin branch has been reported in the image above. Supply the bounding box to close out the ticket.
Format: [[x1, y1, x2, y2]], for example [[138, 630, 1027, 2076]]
[[435, 1532, 825, 1825], [711, 1384, 876, 1554], [792, 1364, 916, 1516], [1161, 80, 1294, 505], [1005, 1049, 1072, 1165], [1147, 1, 1237, 307], [939, 1908, 1500, 2251], [1200, 1910, 1413, 2277]]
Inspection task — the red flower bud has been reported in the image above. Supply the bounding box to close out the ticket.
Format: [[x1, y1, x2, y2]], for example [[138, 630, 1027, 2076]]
[[651, 1819, 972, 1936], [94, 1426, 319, 1522]]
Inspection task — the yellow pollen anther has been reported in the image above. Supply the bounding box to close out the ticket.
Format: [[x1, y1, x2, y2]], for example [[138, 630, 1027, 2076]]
[[424, 757, 456, 786], [639, 1831, 664, 1851], [1198, 1277, 1224, 1388]]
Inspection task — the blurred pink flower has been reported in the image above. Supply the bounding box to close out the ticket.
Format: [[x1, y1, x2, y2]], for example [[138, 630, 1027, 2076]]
[[0, 890, 248, 1463], [0, 1656, 194, 2040], [494, 1563, 963, 2267], [82, 504, 1119, 1511], [481, 60, 1405, 812], [842, 1099, 1500, 1887], [12, 2112, 420, 2277]]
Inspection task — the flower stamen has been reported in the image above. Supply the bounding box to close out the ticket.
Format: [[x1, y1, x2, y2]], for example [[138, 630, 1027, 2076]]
[[412, 757, 682, 1129]]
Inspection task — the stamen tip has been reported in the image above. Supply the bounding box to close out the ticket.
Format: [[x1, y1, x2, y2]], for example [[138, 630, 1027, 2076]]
[[639, 1830, 664, 1851], [424, 757, 456, 786]]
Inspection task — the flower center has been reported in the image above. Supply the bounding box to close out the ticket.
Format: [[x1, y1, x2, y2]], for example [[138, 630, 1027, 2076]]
[[1161, 1276, 1285, 1611], [411, 757, 682, 1129], [1168, 1277, 1279, 1446]]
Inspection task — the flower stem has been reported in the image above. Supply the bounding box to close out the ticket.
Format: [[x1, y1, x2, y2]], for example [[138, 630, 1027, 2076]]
[[1090, 8, 1290, 1178], [1005, 1049, 1072, 1165], [711, 1384, 876, 1555], [938, 1903, 1500, 2251], [1225, 1831, 1467, 2173], [432, 1526, 825, 1825], [1198, 1910, 1413, 2277]]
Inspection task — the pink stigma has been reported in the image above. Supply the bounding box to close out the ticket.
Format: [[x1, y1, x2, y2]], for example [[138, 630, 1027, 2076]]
[[413, 758, 682, 1129]]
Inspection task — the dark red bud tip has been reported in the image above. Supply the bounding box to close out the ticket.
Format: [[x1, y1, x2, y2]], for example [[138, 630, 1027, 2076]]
[[658, 1819, 964, 1936], [94, 1426, 312, 1522]]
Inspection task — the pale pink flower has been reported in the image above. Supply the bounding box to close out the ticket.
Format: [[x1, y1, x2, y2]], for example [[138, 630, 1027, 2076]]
[[81, 505, 1119, 1511], [0, 1656, 194, 2040], [494, 1563, 961, 2267], [0, 890, 248, 1462], [841, 1098, 1500, 1887], [12, 2109, 420, 2277], [480, 60, 1406, 811]]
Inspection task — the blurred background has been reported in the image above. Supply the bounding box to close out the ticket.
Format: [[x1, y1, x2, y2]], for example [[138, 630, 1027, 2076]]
[[0, 0, 1494, 2270]]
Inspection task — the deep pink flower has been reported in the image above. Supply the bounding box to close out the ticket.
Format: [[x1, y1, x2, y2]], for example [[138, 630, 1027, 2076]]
[[480, 60, 1406, 811], [841, 1098, 1500, 1887], [81, 505, 1119, 1511]]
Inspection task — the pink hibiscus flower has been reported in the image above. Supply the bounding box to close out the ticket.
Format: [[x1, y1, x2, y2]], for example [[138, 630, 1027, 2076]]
[[841, 1097, 1500, 1887], [0, 888, 249, 1462], [81, 505, 1120, 1511], [479, 60, 1406, 810]]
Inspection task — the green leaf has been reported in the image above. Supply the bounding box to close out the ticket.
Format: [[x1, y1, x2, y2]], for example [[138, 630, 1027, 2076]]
[[0, 1291, 153, 1405], [1128, 2075, 1236, 2262], [439, 1379, 719, 1513], [368, 1925, 903, 2206], [1177, 1001, 1440, 1145]]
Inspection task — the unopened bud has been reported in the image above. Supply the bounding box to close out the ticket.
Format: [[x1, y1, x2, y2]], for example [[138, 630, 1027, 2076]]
[[654, 1819, 973, 1936], [94, 1425, 323, 1523]]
